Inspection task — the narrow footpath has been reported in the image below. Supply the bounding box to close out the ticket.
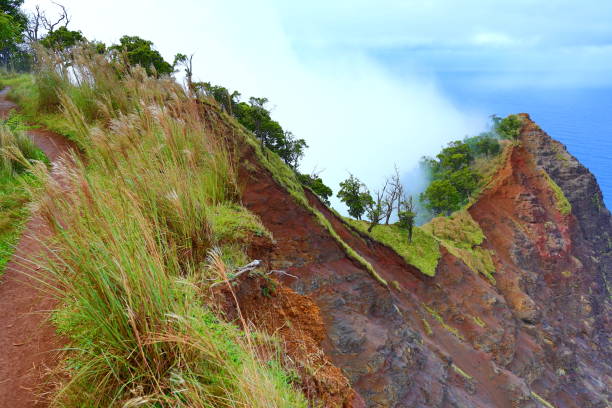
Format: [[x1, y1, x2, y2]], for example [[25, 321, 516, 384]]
[[0, 88, 74, 407]]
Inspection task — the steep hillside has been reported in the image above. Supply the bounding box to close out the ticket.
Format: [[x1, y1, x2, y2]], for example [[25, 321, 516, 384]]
[[1, 54, 609, 407], [231, 111, 611, 407]]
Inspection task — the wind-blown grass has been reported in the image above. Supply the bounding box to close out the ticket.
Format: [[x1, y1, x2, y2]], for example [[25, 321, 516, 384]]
[[9, 47, 308, 406]]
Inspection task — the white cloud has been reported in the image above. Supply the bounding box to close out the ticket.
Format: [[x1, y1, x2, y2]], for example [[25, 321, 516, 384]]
[[22, 0, 484, 212]]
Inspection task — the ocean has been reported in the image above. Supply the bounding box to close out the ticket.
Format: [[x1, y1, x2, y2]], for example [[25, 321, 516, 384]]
[[441, 78, 612, 209]]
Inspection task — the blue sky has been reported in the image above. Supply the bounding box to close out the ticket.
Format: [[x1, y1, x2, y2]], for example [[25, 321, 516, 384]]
[[23, 0, 612, 209]]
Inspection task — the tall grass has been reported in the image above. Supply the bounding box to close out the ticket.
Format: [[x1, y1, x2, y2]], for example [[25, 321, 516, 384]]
[[0, 113, 47, 272], [19, 47, 308, 406]]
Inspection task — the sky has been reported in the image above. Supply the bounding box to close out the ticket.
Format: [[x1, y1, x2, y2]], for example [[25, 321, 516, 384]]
[[22, 0, 612, 210]]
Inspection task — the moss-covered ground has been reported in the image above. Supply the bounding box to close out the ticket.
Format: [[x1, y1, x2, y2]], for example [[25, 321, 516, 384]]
[[423, 210, 496, 284], [345, 219, 441, 277]]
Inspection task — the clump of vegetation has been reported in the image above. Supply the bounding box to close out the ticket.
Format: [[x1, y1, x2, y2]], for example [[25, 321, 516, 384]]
[[0, 112, 46, 273], [5, 45, 311, 406], [420, 115, 522, 217], [346, 219, 441, 277], [423, 210, 496, 283], [193, 82, 335, 203], [541, 170, 572, 215]]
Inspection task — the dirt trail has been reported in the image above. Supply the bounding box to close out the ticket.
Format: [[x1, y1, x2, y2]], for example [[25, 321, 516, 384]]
[[0, 88, 75, 407]]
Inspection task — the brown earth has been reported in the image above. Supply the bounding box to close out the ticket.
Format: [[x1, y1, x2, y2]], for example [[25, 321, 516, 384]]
[[0, 88, 75, 408]]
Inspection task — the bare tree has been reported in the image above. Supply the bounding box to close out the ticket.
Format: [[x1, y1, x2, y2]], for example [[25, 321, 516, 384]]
[[366, 181, 389, 233], [383, 165, 403, 225], [26, 2, 70, 43]]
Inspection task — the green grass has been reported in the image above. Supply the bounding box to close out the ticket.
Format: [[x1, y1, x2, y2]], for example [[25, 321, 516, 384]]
[[0, 173, 34, 272], [0, 112, 48, 274], [541, 170, 572, 216], [423, 210, 496, 284], [345, 219, 441, 277]]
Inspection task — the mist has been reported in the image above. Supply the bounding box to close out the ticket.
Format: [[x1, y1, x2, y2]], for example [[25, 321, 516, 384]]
[[23, 0, 486, 212]]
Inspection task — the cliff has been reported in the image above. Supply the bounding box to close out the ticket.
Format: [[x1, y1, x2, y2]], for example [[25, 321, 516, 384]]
[[230, 113, 611, 407]]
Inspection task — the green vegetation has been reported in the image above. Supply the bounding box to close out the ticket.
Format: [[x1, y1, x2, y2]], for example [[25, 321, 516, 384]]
[[4, 47, 310, 406], [346, 219, 440, 277], [420, 115, 521, 216], [109, 35, 173, 76], [423, 210, 496, 283], [541, 170, 572, 215], [493, 114, 523, 140], [337, 174, 372, 220], [298, 172, 333, 205], [0, 112, 46, 273]]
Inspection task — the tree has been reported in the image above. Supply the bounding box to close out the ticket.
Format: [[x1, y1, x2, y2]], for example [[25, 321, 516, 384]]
[[26, 2, 71, 43], [382, 165, 403, 225], [365, 184, 387, 233], [496, 114, 522, 140], [39, 26, 84, 50], [0, 0, 27, 67], [173, 53, 193, 92], [298, 172, 332, 205], [338, 174, 371, 220], [277, 131, 308, 169], [398, 195, 417, 243], [448, 167, 479, 198], [420, 179, 462, 215], [110, 35, 173, 77]]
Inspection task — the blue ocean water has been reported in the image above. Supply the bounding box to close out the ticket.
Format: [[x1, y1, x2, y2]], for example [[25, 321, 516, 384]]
[[441, 79, 612, 209]]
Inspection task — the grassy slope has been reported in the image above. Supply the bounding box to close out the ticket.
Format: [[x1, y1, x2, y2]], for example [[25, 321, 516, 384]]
[[345, 219, 440, 277], [423, 210, 496, 284], [2, 51, 310, 407]]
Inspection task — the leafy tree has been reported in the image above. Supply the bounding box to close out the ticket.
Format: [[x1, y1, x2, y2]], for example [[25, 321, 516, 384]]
[[110, 35, 173, 76], [277, 131, 308, 169], [398, 195, 417, 243], [464, 133, 501, 156], [338, 174, 371, 220], [0, 0, 27, 67], [420, 179, 462, 215], [448, 167, 479, 198], [298, 173, 333, 205], [39, 26, 84, 50], [495, 114, 522, 140], [436, 140, 472, 173]]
